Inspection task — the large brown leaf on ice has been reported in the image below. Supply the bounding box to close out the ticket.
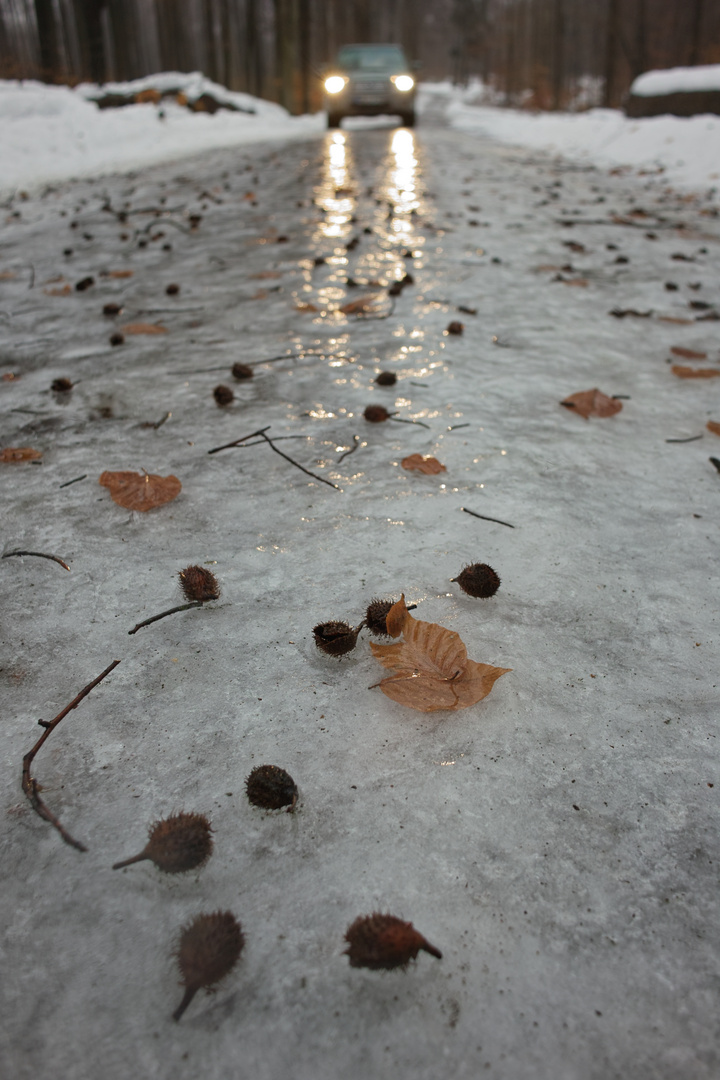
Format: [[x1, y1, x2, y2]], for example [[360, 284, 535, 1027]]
[[560, 388, 622, 419], [401, 454, 446, 475], [671, 365, 720, 379], [707, 421, 720, 437], [370, 596, 510, 712], [99, 470, 181, 511]]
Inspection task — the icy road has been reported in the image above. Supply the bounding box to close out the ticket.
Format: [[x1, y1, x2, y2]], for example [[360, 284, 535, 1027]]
[[1, 120, 719, 1080]]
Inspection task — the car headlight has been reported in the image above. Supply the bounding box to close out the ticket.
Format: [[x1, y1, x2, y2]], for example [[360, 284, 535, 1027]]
[[393, 75, 414, 92], [324, 76, 346, 94]]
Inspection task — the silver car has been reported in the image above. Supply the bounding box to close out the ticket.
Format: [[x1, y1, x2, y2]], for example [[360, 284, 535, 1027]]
[[323, 44, 417, 129]]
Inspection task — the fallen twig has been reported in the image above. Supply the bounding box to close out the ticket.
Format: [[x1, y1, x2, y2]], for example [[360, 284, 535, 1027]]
[[208, 426, 340, 489], [59, 475, 87, 488], [390, 416, 430, 430], [666, 435, 703, 443], [22, 660, 121, 851], [234, 435, 307, 448], [169, 351, 353, 376], [208, 426, 271, 454], [3, 550, 70, 571], [258, 430, 340, 489], [337, 435, 360, 463], [129, 601, 202, 635], [461, 507, 515, 529]]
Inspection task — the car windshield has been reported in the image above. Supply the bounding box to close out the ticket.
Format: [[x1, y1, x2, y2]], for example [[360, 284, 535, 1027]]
[[336, 45, 408, 73]]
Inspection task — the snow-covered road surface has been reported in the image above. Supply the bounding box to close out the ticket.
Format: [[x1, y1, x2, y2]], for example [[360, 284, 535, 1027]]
[[1, 121, 719, 1080]]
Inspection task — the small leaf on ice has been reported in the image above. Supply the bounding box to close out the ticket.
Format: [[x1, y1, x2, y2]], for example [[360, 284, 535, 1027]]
[[560, 389, 622, 419], [99, 470, 181, 511], [671, 365, 720, 379], [401, 454, 447, 475], [0, 446, 42, 463], [671, 346, 707, 359]]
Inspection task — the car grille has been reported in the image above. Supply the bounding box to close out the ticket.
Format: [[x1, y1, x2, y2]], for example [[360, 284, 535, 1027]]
[[356, 80, 388, 95]]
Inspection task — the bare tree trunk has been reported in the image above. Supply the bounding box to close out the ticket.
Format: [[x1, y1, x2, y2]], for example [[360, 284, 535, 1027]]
[[551, 0, 565, 108], [275, 0, 299, 112], [73, 0, 108, 82], [34, 0, 64, 81], [298, 0, 310, 112], [689, 0, 704, 65], [604, 0, 620, 106]]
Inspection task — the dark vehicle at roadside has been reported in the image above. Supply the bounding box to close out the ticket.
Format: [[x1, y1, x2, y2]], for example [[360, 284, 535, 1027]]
[[323, 44, 417, 128]]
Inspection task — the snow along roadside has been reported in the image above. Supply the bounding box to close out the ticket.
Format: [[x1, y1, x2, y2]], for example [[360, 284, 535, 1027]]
[[0, 74, 324, 197], [423, 86, 720, 194]]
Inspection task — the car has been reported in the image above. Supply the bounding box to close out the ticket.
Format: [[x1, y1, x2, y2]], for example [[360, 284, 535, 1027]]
[[323, 43, 417, 129]]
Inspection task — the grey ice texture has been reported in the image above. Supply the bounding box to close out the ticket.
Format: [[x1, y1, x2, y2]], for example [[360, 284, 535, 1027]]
[[1, 106, 719, 1080]]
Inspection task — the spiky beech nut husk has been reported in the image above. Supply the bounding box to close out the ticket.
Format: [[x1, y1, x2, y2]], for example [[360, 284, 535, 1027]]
[[452, 562, 500, 598], [103, 302, 122, 316], [173, 911, 244, 1021], [51, 377, 73, 392], [231, 362, 254, 380], [179, 565, 220, 603], [446, 320, 464, 335], [366, 599, 394, 636], [344, 913, 442, 970], [112, 812, 213, 873], [214, 384, 234, 406], [313, 620, 360, 656], [166, 283, 180, 295], [245, 764, 298, 811], [364, 404, 390, 424], [109, 332, 124, 346], [375, 371, 397, 386]]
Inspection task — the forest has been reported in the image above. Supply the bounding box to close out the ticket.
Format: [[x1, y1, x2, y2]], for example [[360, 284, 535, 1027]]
[[1, 0, 719, 112]]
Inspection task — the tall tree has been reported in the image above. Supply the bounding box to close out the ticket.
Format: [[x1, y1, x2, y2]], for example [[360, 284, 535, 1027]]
[[34, 0, 64, 81]]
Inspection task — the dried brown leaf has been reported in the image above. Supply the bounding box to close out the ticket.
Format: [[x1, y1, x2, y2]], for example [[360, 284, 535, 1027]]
[[44, 284, 71, 296], [658, 316, 693, 325], [0, 270, 16, 280], [671, 365, 720, 379], [105, 270, 134, 279], [560, 389, 623, 419], [122, 322, 168, 335], [0, 446, 42, 463], [401, 454, 447, 475], [99, 470, 181, 511], [295, 302, 319, 313], [370, 595, 510, 712], [707, 420, 720, 437], [562, 278, 589, 287], [671, 346, 707, 360]]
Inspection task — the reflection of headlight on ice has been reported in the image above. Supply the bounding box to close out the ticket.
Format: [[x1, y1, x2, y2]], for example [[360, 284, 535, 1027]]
[[393, 75, 414, 92], [325, 76, 346, 94]]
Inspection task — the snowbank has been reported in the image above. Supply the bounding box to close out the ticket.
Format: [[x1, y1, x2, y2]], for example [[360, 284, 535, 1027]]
[[631, 63, 720, 97], [435, 89, 720, 192], [0, 74, 323, 196]]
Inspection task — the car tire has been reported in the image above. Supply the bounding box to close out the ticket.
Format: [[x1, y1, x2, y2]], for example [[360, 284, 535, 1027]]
[[400, 110, 415, 128], [327, 112, 343, 129]]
